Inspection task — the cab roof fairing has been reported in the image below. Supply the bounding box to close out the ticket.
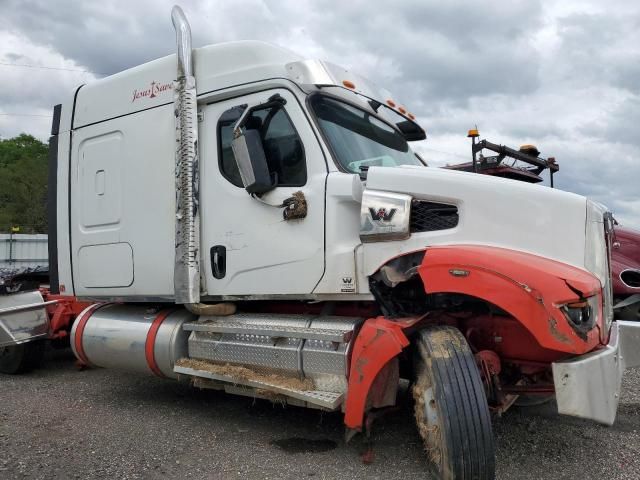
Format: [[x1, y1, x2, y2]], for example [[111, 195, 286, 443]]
[[68, 41, 424, 136], [285, 59, 426, 140], [71, 41, 304, 128]]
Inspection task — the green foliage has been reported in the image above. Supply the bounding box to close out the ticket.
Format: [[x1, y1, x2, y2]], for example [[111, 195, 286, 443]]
[[0, 134, 49, 233]]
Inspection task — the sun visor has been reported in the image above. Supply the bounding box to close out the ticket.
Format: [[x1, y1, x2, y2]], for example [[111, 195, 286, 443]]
[[287, 59, 426, 141]]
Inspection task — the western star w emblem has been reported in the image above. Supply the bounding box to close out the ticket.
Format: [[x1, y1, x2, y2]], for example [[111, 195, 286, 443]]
[[369, 207, 397, 222]]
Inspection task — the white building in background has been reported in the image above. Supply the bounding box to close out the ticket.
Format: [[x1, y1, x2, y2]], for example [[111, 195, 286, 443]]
[[0, 234, 48, 271]]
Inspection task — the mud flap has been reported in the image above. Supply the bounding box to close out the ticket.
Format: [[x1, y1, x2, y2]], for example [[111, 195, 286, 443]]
[[0, 290, 49, 347], [344, 316, 420, 430]]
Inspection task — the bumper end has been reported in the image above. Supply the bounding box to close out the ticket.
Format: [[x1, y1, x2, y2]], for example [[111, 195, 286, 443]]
[[552, 321, 640, 425]]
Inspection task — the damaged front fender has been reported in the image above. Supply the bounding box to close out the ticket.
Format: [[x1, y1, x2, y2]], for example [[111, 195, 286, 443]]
[[417, 245, 603, 354]]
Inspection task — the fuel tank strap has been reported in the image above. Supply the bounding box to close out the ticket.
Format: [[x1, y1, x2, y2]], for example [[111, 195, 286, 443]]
[[74, 303, 107, 366], [145, 309, 178, 378]]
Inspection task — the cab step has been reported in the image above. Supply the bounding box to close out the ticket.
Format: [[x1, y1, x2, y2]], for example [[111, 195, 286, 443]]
[[183, 313, 361, 396], [174, 363, 343, 410], [182, 313, 358, 342]]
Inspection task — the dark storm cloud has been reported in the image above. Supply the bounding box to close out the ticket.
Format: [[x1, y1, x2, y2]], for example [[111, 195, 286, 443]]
[[1, 0, 639, 228], [3, 0, 174, 75], [4, 0, 544, 99], [551, 11, 640, 91], [275, 0, 544, 106], [2, 0, 295, 75]]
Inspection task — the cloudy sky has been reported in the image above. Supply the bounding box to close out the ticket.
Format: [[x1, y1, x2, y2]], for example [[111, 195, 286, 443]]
[[1, 0, 639, 228]]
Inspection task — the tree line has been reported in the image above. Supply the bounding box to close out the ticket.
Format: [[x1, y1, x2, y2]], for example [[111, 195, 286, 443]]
[[0, 134, 49, 234]]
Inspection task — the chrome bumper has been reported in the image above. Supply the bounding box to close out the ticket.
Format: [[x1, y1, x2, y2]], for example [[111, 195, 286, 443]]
[[552, 321, 640, 425], [0, 290, 50, 347]]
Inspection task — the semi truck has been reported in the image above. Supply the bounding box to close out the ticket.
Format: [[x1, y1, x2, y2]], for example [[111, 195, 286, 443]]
[[1, 6, 640, 479]]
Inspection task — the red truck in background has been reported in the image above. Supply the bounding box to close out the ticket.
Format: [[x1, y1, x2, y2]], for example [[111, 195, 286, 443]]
[[611, 227, 640, 320], [446, 129, 640, 323]]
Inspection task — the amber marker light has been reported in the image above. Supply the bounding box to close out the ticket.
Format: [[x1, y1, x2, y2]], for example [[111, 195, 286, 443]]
[[386, 99, 396, 107], [343, 80, 356, 89], [566, 301, 588, 308], [449, 269, 470, 277]]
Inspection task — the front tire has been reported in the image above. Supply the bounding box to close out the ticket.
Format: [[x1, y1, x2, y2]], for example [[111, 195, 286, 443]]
[[0, 340, 46, 374], [413, 326, 495, 480]]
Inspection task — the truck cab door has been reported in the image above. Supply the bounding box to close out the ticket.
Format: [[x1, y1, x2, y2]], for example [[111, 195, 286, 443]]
[[200, 88, 326, 296]]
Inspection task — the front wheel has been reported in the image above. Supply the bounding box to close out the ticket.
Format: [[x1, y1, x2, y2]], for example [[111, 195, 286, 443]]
[[0, 340, 46, 374], [413, 326, 495, 480]]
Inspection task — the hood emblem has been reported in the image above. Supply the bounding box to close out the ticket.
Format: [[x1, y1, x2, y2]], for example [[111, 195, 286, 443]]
[[369, 207, 397, 222]]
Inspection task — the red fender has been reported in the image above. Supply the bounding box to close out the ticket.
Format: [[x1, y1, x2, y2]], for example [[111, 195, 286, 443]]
[[344, 316, 420, 430], [418, 245, 603, 354]]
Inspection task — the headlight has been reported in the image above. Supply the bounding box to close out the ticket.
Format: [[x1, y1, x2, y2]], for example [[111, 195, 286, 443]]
[[360, 190, 411, 242], [561, 295, 599, 339]]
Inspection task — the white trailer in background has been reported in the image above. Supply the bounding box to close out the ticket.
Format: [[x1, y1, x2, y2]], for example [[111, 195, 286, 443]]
[[1, 6, 639, 480], [0, 234, 48, 271]]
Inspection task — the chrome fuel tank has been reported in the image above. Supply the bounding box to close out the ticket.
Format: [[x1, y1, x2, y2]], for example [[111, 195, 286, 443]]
[[70, 304, 195, 379]]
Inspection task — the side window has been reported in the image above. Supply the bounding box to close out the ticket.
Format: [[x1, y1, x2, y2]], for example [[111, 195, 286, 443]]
[[218, 103, 307, 187]]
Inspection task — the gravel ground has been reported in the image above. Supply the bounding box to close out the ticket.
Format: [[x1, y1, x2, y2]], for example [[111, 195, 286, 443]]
[[1, 347, 639, 480]]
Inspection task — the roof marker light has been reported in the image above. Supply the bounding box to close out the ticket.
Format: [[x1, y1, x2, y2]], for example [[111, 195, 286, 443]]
[[408, 113, 415, 120], [343, 80, 356, 89], [386, 99, 396, 107], [398, 106, 407, 114]]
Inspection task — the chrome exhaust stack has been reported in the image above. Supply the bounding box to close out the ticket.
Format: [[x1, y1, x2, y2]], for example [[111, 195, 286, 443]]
[[171, 5, 201, 305]]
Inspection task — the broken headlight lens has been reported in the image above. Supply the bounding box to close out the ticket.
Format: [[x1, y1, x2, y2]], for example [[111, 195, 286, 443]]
[[561, 295, 599, 336]]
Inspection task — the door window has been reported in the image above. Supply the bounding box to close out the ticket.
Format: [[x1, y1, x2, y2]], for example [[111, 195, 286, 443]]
[[218, 103, 307, 187]]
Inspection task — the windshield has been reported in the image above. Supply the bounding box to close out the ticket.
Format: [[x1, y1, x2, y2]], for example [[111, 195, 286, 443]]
[[309, 95, 424, 174]]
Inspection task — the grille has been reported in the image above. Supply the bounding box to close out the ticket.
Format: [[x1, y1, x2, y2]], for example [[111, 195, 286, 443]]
[[410, 201, 459, 233]]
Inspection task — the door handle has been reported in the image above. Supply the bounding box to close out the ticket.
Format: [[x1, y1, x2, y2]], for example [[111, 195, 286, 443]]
[[210, 245, 226, 279]]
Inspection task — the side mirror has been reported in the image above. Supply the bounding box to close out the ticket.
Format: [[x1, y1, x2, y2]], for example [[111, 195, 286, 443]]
[[396, 120, 426, 141], [230, 94, 286, 195], [231, 129, 275, 194]]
